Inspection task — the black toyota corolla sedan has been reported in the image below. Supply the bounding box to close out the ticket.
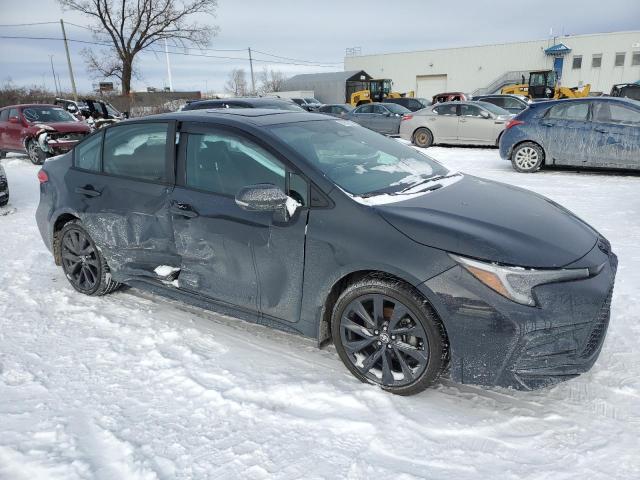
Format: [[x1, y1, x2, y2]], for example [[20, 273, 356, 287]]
[[35, 109, 617, 395]]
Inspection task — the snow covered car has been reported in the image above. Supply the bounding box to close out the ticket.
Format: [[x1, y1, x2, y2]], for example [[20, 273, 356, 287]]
[[0, 104, 91, 164], [36, 110, 617, 394], [0, 163, 8, 206]]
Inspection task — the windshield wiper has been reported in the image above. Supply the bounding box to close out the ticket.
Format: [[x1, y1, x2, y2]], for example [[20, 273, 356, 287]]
[[398, 173, 460, 194]]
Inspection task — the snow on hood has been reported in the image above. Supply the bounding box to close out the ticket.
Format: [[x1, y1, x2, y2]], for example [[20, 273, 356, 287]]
[[352, 173, 463, 206]]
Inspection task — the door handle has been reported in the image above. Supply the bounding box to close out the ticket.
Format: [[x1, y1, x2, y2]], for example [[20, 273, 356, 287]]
[[75, 186, 101, 197], [170, 202, 199, 218], [459, 119, 467, 123], [541, 122, 555, 127], [594, 128, 608, 133]]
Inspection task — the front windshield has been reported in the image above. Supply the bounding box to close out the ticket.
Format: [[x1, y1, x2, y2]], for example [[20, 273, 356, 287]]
[[104, 103, 121, 116], [22, 106, 77, 123], [385, 103, 411, 114], [477, 102, 511, 116], [269, 119, 449, 196], [304, 98, 321, 104]]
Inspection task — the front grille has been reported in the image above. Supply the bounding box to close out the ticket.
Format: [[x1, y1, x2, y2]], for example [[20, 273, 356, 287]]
[[580, 290, 613, 358], [0, 178, 7, 190]]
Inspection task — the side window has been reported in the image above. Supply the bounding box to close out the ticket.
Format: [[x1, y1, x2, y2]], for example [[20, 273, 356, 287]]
[[357, 104, 373, 114], [547, 103, 589, 121], [185, 130, 286, 197], [373, 104, 386, 114], [485, 97, 504, 108], [593, 103, 640, 126], [289, 171, 309, 207], [75, 132, 102, 172], [0, 110, 8, 122], [103, 123, 169, 181], [434, 104, 457, 116], [460, 105, 482, 117], [8, 108, 19, 119]]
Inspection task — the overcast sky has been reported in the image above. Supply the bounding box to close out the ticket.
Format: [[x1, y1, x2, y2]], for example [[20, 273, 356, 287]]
[[1, 0, 639, 94]]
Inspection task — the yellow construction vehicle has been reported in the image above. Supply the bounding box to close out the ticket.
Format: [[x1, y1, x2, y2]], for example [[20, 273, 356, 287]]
[[501, 70, 590, 100], [348, 78, 414, 106]]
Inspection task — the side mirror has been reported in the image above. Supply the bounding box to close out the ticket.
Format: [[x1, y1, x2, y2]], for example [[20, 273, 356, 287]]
[[385, 112, 392, 117], [8, 116, 20, 124], [67, 105, 78, 113], [480, 111, 491, 119], [235, 183, 289, 212]]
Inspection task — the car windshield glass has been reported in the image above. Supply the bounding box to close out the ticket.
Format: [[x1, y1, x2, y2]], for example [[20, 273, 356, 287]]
[[384, 103, 411, 114], [477, 102, 511, 115], [263, 102, 303, 111], [304, 98, 320, 104], [104, 103, 120, 116], [268, 119, 449, 196], [22, 107, 77, 123]]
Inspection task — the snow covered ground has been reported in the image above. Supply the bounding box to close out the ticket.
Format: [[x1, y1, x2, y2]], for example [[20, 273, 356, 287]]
[[1, 147, 639, 480]]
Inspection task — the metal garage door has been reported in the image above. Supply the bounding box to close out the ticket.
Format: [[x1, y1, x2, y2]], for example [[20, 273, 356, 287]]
[[416, 74, 448, 99]]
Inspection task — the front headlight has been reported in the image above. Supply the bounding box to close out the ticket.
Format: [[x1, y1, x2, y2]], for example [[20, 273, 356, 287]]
[[451, 255, 590, 306]]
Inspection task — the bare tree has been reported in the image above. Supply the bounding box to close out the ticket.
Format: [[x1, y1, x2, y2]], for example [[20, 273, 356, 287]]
[[258, 67, 287, 94], [57, 0, 218, 95], [224, 68, 248, 97]]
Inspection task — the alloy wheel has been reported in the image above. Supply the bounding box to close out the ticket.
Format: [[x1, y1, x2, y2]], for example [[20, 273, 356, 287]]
[[514, 146, 539, 170], [339, 294, 429, 387], [61, 228, 100, 292]]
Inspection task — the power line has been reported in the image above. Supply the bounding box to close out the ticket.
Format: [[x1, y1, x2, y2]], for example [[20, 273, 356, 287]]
[[0, 34, 342, 67], [0, 22, 343, 64], [252, 49, 342, 65]]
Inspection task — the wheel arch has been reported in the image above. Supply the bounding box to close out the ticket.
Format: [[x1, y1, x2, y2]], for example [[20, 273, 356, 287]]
[[317, 269, 449, 352], [52, 212, 80, 265]]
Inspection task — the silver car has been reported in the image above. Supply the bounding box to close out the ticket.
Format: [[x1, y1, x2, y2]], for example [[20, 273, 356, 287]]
[[400, 101, 513, 147]]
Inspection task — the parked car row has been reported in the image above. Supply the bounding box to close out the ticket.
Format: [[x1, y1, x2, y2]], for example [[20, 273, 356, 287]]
[[35, 107, 618, 394]]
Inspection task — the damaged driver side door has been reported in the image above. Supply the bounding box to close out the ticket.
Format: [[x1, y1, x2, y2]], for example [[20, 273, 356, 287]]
[[170, 123, 308, 323]]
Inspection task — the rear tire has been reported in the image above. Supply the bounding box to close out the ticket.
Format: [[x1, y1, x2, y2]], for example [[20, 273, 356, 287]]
[[412, 128, 434, 148], [331, 275, 447, 396], [511, 142, 544, 173], [59, 221, 121, 296], [27, 140, 47, 165]]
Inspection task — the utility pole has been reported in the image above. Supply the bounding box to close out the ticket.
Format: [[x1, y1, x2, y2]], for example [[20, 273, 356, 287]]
[[248, 47, 256, 95], [49, 55, 59, 96], [164, 39, 173, 92], [60, 19, 78, 101]]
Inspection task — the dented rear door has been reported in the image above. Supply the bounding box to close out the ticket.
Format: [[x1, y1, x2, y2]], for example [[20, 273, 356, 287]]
[[67, 121, 179, 281]]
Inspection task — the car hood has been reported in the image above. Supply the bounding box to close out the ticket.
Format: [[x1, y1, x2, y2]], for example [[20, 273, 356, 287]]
[[32, 122, 91, 133], [374, 175, 598, 268]]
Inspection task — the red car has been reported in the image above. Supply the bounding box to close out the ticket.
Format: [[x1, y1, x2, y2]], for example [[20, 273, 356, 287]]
[[0, 104, 91, 164]]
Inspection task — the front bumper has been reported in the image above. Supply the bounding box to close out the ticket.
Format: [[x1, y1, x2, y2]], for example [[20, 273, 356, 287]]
[[419, 241, 617, 390]]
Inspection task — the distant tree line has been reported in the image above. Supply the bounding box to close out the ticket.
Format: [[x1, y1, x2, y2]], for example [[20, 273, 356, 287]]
[[224, 67, 287, 96]]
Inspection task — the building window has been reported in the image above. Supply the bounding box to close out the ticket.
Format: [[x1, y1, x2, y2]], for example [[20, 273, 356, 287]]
[[572, 55, 582, 69], [615, 52, 626, 67], [592, 54, 602, 68], [632, 52, 640, 66]]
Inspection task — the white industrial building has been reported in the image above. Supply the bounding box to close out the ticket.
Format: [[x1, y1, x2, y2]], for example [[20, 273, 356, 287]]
[[343, 31, 640, 99]]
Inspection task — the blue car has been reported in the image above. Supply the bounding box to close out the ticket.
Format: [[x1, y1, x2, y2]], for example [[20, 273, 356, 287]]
[[499, 97, 640, 173]]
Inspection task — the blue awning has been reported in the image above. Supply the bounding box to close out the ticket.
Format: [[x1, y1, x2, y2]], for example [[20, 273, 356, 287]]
[[545, 43, 571, 56]]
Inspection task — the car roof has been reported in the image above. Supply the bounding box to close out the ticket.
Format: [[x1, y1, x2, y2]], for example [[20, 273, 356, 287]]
[[139, 108, 329, 126], [1, 103, 59, 110], [531, 96, 640, 107], [189, 97, 295, 105]]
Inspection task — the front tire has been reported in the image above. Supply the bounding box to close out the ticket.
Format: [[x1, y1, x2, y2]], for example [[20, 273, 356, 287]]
[[511, 142, 544, 173], [412, 127, 434, 148], [331, 275, 447, 395], [59, 221, 120, 296], [27, 140, 47, 165]]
